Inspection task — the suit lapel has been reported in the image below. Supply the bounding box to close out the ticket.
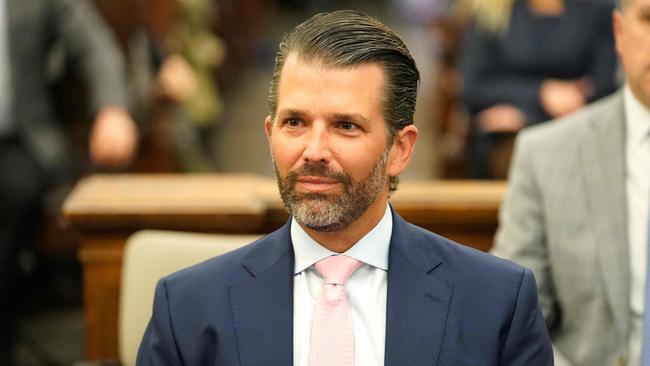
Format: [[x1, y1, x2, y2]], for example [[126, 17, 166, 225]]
[[229, 213, 455, 365], [579, 92, 630, 338], [229, 223, 294, 366], [384, 213, 452, 366]]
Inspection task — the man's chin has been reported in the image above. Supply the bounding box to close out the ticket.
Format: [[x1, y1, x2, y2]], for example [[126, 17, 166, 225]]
[[292, 199, 334, 216], [290, 200, 347, 232], [302, 220, 348, 233], [294, 210, 349, 233]]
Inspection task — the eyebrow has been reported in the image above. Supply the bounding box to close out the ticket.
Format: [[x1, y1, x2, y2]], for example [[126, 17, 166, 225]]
[[328, 113, 372, 125], [276, 109, 308, 121], [275, 110, 372, 125]]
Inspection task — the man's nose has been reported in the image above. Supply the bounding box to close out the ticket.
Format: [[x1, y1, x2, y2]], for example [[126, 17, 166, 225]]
[[302, 124, 332, 164]]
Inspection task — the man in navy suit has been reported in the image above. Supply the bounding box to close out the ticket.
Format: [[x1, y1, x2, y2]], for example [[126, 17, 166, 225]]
[[137, 10, 552, 365]]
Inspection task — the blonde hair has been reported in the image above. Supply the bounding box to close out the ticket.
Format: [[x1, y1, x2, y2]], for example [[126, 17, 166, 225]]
[[472, 0, 567, 33], [471, 0, 515, 33], [618, 0, 630, 10]]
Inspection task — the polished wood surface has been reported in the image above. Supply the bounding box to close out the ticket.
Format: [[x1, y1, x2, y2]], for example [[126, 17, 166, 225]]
[[62, 174, 505, 359], [64, 174, 267, 231]]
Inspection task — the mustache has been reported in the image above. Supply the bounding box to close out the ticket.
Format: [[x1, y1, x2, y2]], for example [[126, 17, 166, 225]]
[[285, 163, 352, 186]]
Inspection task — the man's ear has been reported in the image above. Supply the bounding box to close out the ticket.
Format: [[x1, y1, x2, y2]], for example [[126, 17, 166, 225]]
[[264, 115, 273, 141], [387, 125, 418, 178]]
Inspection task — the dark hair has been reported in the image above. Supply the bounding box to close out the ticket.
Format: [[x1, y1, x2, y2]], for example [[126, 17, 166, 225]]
[[268, 10, 419, 191]]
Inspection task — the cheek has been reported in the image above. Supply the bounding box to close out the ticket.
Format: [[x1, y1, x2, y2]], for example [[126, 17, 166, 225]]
[[630, 28, 650, 65], [620, 34, 648, 78], [336, 145, 385, 179], [271, 140, 299, 171]]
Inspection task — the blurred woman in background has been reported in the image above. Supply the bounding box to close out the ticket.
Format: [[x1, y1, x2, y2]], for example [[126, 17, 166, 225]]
[[460, 0, 617, 178]]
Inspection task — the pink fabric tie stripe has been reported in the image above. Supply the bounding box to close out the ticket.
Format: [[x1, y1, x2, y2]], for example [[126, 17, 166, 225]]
[[309, 255, 362, 366]]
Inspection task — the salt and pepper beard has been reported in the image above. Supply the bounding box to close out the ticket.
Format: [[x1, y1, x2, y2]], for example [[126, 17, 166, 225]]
[[273, 148, 390, 232]]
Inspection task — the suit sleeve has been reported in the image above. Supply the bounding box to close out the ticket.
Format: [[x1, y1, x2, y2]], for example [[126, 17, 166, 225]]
[[48, 0, 129, 112], [493, 132, 560, 322], [492, 133, 575, 365], [499, 268, 553, 365], [136, 280, 183, 366]]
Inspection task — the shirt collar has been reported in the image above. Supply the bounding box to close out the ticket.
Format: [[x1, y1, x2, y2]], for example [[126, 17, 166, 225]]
[[624, 84, 650, 147], [291, 204, 392, 274]]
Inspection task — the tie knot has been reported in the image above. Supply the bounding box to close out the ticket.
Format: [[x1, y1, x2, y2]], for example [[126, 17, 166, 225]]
[[315, 255, 362, 285]]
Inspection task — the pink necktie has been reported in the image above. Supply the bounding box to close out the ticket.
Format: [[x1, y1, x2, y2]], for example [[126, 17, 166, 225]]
[[309, 255, 362, 366]]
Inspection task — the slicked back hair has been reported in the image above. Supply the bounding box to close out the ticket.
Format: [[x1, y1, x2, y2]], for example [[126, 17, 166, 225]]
[[267, 10, 419, 192]]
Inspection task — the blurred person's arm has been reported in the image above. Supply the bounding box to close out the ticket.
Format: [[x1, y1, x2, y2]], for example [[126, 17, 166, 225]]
[[491, 132, 574, 366], [475, 104, 525, 133], [89, 105, 138, 167], [157, 54, 197, 103], [50, 0, 138, 168], [538, 2, 617, 120], [585, 0, 618, 103], [539, 79, 586, 118], [460, 21, 543, 126]]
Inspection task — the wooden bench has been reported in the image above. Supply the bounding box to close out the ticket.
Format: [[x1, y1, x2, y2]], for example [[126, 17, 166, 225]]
[[62, 174, 505, 359]]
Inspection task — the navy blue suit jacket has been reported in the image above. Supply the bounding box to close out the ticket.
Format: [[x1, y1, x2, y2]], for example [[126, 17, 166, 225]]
[[137, 210, 552, 365]]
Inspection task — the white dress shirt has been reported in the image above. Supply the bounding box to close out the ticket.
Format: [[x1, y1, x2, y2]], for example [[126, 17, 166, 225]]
[[292, 204, 391, 366], [625, 85, 650, 366]]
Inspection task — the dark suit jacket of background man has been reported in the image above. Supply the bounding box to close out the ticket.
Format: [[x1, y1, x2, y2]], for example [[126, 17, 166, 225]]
[[0, 1, 128, 362], [7, 0, 128, 179], [138, 209, 553, 365]]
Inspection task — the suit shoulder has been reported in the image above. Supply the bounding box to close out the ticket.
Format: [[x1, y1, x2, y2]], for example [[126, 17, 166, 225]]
[[161, 235, 268, 290], [446, 238, 527, 287], [516, 92, 622, 155], [405, 223, 528, 287]]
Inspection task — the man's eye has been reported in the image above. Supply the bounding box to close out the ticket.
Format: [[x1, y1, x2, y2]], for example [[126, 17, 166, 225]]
[[339, 121, 357, 130], [286, 118, 302, 127]]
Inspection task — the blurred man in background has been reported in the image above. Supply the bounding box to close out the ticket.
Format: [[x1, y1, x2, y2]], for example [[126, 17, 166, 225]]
[[0, 0, 137, 364], [493, 0, 650, 364]]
